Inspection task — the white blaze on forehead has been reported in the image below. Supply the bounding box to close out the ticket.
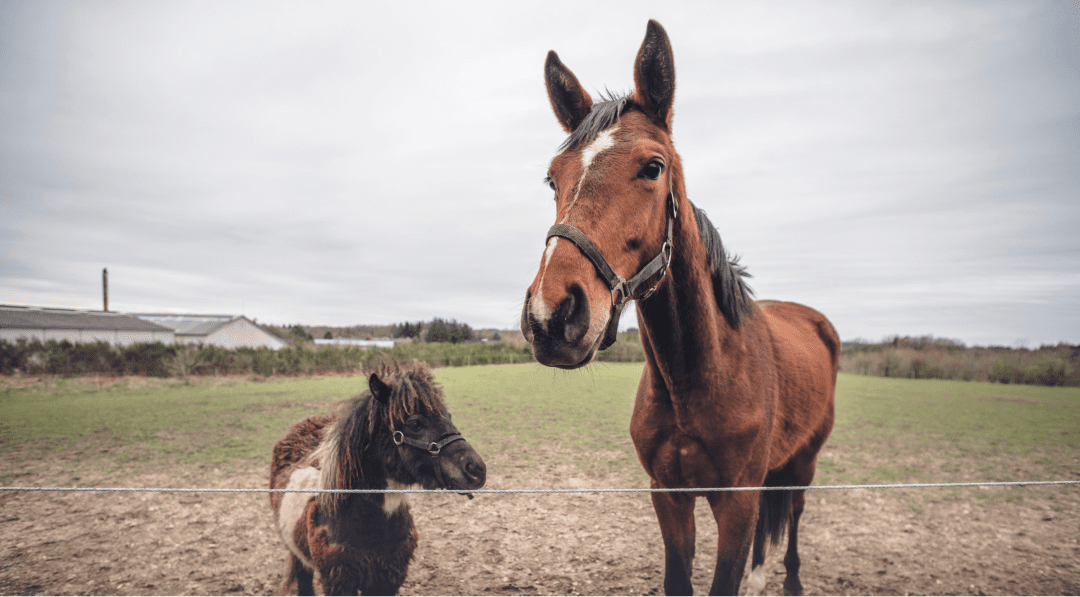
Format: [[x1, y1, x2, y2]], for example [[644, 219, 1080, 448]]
[[560, 125, 620, 225], [580, 127, 619, 171], [532, 125, 620, 332]]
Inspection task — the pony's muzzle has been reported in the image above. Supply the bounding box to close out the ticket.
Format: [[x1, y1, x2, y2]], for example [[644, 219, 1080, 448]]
[[441, 441, 487, 491]]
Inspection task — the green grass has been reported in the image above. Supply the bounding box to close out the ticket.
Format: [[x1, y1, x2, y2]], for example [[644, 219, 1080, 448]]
[[0, 376, 364, 479], [818, 375, 1080, 490], [2, 368, 1077, 493], [434, 363, 645, 479]]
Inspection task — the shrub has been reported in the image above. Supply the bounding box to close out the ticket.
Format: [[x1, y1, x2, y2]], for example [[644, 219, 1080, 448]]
[[840, 337, 1079, 387]]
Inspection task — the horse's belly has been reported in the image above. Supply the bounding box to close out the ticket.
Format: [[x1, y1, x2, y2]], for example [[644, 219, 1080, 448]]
[[277, 466, 320, 569]]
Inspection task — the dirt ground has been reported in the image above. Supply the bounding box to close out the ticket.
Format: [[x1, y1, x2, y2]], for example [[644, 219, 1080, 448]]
[[2, 457, 1078, 597]]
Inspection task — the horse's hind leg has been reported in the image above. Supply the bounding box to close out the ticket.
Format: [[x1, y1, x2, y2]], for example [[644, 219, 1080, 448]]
[[782, 490, 805, 596], [783, 447, 821, 596], [781, 423, 829, 595]]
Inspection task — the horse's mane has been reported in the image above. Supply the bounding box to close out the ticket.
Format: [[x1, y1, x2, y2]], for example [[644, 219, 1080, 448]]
[[559, 91, 630, 152], [316, 359, 447, 512], [690, 204, 755, 328]]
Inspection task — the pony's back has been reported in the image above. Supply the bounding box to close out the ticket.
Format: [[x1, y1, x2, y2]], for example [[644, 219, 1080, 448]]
[[269, 414, 334, 511]]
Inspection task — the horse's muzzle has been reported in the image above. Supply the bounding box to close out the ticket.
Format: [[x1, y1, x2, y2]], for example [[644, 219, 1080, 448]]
[[521, 285, 600, 369]]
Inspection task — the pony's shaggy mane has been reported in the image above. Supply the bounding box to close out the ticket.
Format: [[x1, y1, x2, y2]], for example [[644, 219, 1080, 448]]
[[690, 204, 755, 329], [314, 359, 447, 512], [559, 91, 631, 152]]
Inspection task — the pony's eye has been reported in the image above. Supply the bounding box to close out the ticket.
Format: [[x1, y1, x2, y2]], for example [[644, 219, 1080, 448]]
[[405, 418, 423, 431], [544, 176, 557, 193], [640, 160, 664, 181]]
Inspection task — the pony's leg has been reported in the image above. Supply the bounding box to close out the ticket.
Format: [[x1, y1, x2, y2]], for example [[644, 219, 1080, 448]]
[[782, 490, 806, 596], [294, 560, 315, 596], [318, 563, 361, 597], [281, 554, 315, 596], [704, 490, 759, 596], [650, 492, 697, 596], [359, 576, 406, 596]]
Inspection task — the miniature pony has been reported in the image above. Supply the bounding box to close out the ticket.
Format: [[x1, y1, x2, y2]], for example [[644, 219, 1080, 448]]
[[269, 360, 486, 595]]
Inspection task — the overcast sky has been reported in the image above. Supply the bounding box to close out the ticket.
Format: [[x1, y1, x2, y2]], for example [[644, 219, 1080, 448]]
[[2, 1, 1077, 347]]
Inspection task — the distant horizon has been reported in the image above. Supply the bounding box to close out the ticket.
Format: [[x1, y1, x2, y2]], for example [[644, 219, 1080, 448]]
[[3, 300, 1071, 350]]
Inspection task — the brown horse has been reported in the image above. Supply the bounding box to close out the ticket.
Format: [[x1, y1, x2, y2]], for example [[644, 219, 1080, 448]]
[[269, 360, 486, 595], [520, 21, 839, 596]]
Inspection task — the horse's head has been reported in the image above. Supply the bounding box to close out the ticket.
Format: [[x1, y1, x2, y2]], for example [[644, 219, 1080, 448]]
[[369, 366, 486, 493], [522, 20, 680, 369]]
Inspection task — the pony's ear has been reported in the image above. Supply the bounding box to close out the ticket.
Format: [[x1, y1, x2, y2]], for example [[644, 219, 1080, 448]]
[[633, 20, 675, 130], [369, 373, 391, 405], [545, 50, 593, 134]]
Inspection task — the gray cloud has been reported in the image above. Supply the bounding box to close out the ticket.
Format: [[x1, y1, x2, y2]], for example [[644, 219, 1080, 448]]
[[2, 1, 1077, 346]]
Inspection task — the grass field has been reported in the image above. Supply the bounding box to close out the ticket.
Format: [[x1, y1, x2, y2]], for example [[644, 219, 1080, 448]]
[[2, 365, 1077, 493], [2, 365, 1079, 595]]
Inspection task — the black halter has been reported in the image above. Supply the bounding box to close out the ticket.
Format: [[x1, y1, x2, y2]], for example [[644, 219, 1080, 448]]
[[392, 430, 473, 499], [545, 192, 677, 350]]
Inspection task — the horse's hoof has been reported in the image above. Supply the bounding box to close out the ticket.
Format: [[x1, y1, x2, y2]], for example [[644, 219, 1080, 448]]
[[744, 566, 767, 596], [781, 582, 807, 595]]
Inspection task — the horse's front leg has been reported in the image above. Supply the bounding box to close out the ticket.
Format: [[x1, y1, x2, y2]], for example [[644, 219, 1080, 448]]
[[650, 490, 697, 596], [704, 490, 759, 596]]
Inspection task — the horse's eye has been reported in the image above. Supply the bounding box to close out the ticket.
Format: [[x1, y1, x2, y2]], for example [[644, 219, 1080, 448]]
[[405, 418, 423, 431], [640, 160, 664, 181], [544, 176, 557, 193]]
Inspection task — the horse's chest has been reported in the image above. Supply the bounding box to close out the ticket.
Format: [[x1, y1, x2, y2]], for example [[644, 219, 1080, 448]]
[[645, 431, 728, 489]]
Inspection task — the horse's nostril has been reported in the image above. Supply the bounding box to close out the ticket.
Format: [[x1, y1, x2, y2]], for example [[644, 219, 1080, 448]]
[[465, 459, 486, 480], [561, 283, 590, 344]]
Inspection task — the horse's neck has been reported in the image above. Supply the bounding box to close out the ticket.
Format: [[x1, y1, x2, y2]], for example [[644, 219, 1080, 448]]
[[636, 212, 746, 395]]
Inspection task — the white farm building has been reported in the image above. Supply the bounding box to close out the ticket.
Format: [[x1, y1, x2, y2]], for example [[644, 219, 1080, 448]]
[[0, 305, 175, 346], [134, 314, 286, 350]]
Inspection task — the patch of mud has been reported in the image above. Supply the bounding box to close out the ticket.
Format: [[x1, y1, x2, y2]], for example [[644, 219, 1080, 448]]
[[1, 464, 1078, 595]]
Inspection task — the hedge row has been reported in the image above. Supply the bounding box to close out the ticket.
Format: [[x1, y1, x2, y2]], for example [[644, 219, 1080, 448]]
[[0, 339, 534, 378], [840, 341, 1079, 387], [5, 335, 1075, 387]]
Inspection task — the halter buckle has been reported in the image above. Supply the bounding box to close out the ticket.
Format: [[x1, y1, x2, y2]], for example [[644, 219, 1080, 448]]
[[393, 430, 404, 446], [610, 277, 630, 307], [639, 241, 673, 301]]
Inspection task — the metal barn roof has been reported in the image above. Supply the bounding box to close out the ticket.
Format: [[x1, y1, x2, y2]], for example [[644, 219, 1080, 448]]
[[0, 305, 173, 332], [134, 314, 236, 337]]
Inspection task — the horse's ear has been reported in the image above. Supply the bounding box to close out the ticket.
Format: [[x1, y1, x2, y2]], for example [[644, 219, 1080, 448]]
[[369, 373, 390, 405], [633, 20, 676, 130], [545, 50, 593, 134]]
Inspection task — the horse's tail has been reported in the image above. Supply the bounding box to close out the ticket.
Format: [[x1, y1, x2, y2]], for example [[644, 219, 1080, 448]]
[[751, 462, 795, 569]]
